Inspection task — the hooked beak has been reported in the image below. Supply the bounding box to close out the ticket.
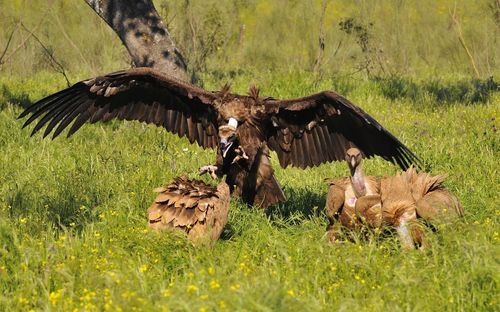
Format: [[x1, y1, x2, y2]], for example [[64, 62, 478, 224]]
[[350, 157, 356, 168], [220, 139, 233, 158]]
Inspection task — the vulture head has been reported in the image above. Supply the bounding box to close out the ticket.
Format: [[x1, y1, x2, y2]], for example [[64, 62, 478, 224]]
[[346, 147, 363, 174], [218, 118, 239, 158]]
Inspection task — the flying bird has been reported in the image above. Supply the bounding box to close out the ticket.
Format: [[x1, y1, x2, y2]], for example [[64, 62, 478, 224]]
[[19, 67, 421, 208]]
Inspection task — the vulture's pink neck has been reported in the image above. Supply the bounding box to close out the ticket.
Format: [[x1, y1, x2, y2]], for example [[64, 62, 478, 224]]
[[350, 164, 366, 197]]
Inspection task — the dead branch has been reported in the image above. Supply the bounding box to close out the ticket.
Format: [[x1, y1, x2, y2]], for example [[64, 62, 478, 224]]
[[0, 22, 20, 65], [19, 22, 71, 87], [0, 1, 53, 67], [313, 0, 328, 75], [449, 3, 480, 78]]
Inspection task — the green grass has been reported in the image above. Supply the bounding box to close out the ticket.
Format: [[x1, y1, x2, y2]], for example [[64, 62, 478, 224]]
[[0, 72, 498, 311]]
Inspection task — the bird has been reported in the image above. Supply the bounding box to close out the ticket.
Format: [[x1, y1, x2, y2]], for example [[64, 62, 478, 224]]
[[19, 67, 421, 209], [325, 151, 422, 248], [325, 148, 381, 242], [147, 175, 230, 243], [326, 148, 462, 249]]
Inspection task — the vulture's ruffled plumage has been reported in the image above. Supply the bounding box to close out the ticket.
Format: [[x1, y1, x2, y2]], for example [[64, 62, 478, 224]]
[[326, 148, 462, 249], [147, 176, 230, 242]]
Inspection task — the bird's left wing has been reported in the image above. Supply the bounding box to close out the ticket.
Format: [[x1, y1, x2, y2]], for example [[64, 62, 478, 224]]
[[19, 67, 220, 148], [264, 91, 421, 170]]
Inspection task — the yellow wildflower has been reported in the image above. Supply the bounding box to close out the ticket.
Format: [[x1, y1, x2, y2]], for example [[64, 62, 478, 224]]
[[230, 284, 240, 291], [163, 289, 171, 298], [18, 297, 29, 304], [218, 300, 227, 309], [209, 280, 220, 289], [49, 289, 62, 306]]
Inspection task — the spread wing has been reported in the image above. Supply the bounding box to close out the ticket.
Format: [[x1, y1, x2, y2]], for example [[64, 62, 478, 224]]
[[265, 91, 421, 170], [19, 67, 220, 148]]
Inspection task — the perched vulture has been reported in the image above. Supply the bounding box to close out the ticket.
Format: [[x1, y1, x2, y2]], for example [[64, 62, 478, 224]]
[[19, 67, 421, 208], [147, 176, 230, 243]]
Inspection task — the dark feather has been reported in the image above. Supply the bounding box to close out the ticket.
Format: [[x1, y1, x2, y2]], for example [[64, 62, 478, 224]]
[[265, 91, 421, 170], [19, 67, 219, 149]]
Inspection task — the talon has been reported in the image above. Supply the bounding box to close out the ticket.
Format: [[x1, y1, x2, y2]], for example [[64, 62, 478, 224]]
[[232, 155, 242, 164], [235, 145, 249, 160], [199, 165, 218, 179]]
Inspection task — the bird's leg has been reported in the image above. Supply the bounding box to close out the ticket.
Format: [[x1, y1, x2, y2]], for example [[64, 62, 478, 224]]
[[396, 220, 414, 250], [395, 210, 418, 250], [231, 145, 250, 164], [199, 165, 218, 179]]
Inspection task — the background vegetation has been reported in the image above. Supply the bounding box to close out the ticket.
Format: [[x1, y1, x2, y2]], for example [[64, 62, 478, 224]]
[[0, 0, 498, 311]]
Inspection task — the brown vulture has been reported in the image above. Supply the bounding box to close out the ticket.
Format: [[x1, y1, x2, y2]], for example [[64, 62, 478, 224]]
[[147, 176, 230, 243], [325, 148, 422, 249], [326, 148, 461, 249], [19, 67, 421, 208]]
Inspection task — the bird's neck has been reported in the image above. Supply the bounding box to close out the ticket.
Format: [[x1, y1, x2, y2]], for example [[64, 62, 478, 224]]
[[350, 165, 366, 197]]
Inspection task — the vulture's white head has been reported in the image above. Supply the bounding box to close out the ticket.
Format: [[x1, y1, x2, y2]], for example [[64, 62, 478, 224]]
[[218, 118, 239, 158]]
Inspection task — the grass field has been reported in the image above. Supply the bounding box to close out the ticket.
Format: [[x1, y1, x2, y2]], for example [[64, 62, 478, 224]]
[[0, 0, 499, 310], [0, 71, 498, 311]]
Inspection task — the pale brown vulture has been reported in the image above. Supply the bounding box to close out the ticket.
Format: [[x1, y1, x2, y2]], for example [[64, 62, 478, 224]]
[[326, 148, 461, 249], [19, 67, 421, 208], [147, 176, 230, 243]]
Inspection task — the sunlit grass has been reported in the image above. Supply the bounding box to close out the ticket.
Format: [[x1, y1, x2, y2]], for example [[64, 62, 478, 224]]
[[0, 72, 498, 311]]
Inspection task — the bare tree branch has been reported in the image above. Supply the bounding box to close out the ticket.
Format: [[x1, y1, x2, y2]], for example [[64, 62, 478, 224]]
[[0, 22, 19, 65], [19, 22, 71, 87], [0, 3, 53, 67], [449, 3, 480, 78]]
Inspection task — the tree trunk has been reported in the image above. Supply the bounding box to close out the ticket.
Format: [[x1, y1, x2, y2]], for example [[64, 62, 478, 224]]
[[84, 0, 188, 81]]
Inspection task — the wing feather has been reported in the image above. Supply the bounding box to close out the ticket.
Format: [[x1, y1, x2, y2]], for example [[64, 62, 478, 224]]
[[19, 67, 219, 149], [265, 91, 421, 169]]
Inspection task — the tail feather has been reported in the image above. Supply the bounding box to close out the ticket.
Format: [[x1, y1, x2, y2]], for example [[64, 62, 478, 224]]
[[242, 143, 286, 209], [253, 174, 286, 209]]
